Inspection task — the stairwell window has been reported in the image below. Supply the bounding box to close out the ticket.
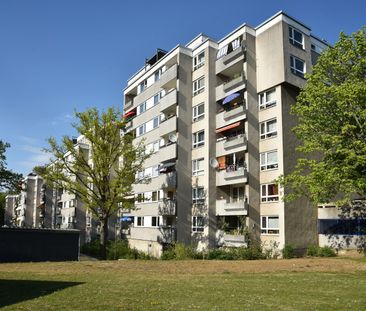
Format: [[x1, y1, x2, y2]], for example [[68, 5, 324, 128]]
[[193, 103, 205, 122], [192, 216, 204, 232], [193, 130, 205, 148], [192, 187, 205, 203], [193, 52, 205, 70], [259, 89, 276, 110], [261, 183, 279, 202], [260, 119, 277, 140], [260, 150, 278, 171], [192, 158, 204, 176], [289, 26, 304, 49], [261, 216, 279, 234], [193, 76, 205, 96], [290, 55, 305, 78]]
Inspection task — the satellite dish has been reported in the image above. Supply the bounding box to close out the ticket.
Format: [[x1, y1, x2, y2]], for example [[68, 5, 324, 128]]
[[209, 158, 219, 168], [169, 133, 177, 143]]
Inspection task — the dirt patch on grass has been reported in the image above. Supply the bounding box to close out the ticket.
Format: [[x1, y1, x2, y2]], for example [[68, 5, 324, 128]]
[[0, 257, 365, 276]]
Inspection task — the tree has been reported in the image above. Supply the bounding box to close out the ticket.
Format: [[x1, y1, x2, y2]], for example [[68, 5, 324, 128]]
[[38, 107, 148, 259], [0, 140, 23, 191], [281, 28, 366, 251]]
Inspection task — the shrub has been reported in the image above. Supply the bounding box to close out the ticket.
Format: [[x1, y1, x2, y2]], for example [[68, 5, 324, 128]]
[[161, 243, 199, 260], [307, 245, 320, 257], [107, 240, 131, 260], [237, 246, 266, 260], [81, 239, 101, 258], [318, 246, 336, 257], [282, 244, 295, 259]]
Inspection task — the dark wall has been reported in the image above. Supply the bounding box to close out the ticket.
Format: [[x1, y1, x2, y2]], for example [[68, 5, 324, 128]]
[[0, 228, 79, 263]]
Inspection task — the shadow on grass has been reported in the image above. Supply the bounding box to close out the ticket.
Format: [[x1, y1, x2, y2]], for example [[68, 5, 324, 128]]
[[0, 279, 83, 308]]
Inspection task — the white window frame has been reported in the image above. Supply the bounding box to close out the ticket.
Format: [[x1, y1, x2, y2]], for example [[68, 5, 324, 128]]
[[261, 183, 279, 202], [290, 55, 305, 77], [261, 216, 279, 235], [192, 187, 205, 203], [289, 26, 304, 49], [231, 186, 245, 203], [136, 216, 145, 227], [260, 150, 278, 171], [193, 102, 205, 122], [193, 76, 205, 96], [193, 51, 205, 70], [193, 130, 205, 149], [151, 216, 160, 227], [192, 158, 204, 176], [260, 119, 277, 140], [259, 89, 276, 110], [192, 216, 204, 232]]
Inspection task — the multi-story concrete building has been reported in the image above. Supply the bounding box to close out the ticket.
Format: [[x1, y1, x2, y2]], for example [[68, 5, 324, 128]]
[[122, 11, 328, 257]]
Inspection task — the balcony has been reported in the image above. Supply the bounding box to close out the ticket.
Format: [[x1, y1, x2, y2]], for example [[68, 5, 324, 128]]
[[216, 199, 248, 216], [124, 99, 133, 110], [158, 226, 176, 244], [161, 172, 177, 189], [223, 234, 247, 247], [129, 226, 176, 244], [216, 165, 248, 186], [159, 89, 177, 113], [216, 134, 247, 156], [224, 105, 246, 120], [216, 75, 246, 101], [216, 46, 246, 75], [158, 199, 176, 215], [60, 207, 76, 218], [159, 116, 177, 138], [133, 172, 177, 193], [160, 64, 178, 89]]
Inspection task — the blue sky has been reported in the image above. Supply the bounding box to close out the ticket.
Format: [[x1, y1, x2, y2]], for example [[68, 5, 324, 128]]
[[0, 0, 365, 176]]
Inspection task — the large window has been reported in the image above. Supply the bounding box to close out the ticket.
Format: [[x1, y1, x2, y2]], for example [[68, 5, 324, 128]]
[[232, 187, 245, 202], [151, 216, 160, 227], [259, 89, 276, 110], [192, 158, 204, 176], [261, 183, 279, 202], [193, 103, 205, 122], [192, 187, 205, 203], [260, 150, 278, 171], [261, 216, 279, 234], [136, 190, 163, 204], [193, 130, 205, 148], [193, 77, 205, 96], [289, 26, 304, 49], [192, 216, 204, 232], [193, 52, 205, 70], [290, 55, 305, 78], [260, 119, 277, 140], [136, 216, 145, 227]]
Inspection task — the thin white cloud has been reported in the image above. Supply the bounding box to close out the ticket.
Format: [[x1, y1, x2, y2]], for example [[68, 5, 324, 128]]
[[51, 113, 75, 126]]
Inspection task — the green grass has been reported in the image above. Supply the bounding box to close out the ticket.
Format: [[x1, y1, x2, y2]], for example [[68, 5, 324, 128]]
[[0, 259, 366, 310]]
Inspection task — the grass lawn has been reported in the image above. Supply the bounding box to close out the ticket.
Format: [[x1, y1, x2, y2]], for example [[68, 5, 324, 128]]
[[0, 257, 366, 310]]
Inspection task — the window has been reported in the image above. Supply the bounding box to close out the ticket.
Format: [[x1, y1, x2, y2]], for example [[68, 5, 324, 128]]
[[261, 216, 279, 234], [153, 116, 160, 129], [232, 187, 245, 202], [260, 150, 278, 171], [138, 81, 147, 94], [192, 158, 204, 176], [192, 216, 204, 232], [193, 130, 205, 148], [290, 55, 305, 78], [136, 190, 162, 203], [138, 102, 146, 115], [192, 187, 205, 203], [260, 119, 277, 139], [193, 77, 205, 96], [259, 89, 276, 110], [289, 26, 304, 49], [151, 216, 160, 227], [153, 93, 161, 105], [193, 52, 205, 70], [261, 183, 279, 202], [137, 124, 146, 137], [136, 216, 144, 227], [193, 103, 205, 122]]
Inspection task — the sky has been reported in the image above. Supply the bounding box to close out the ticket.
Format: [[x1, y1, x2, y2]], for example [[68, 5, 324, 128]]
[[0, 0, 365, 176]]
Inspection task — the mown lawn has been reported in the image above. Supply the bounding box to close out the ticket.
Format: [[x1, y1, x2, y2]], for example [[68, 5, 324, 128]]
[[0, 258, 365, 310]]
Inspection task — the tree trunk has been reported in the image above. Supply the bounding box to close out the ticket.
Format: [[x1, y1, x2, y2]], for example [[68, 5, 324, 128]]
[[100, 217, 109, 260]]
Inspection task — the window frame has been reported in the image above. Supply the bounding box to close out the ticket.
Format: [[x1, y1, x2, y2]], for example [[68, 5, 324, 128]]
[[261, 216, 280, 235], [193, 102, 205, 122], [193, 130, 205, 149], [260, 118, 277, 140], [260, 150, 278, 171], [261, 183, 279, 202], [259, 89, 276, 110], [193, 76, 205, 96], [289, 26, 304, 49], [192, 216, 204, 233], [193, 51, 205, 71], [290, 55, 306, 78], [151, 216, 160, 227], [192, 187, 205, 203], [192, 158, 205, 176], [136, 216, 145, 227]]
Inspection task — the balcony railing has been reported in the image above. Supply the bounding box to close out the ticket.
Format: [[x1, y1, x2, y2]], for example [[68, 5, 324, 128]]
[[216, 45, 246, 75], [124, 99, 133, 110], [158, 199, 176, 215], [224, 134, 247, 149], [223, 105, 246, 120], [159, 116, 177, 138], [216, 198, 248, 216], [216, 74, 246, 101], [159, 89, 177, 113], [216, 165, 248, 186]]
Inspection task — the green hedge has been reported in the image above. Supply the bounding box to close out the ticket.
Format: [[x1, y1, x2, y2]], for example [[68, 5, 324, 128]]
[[307, 245, 337, 257]]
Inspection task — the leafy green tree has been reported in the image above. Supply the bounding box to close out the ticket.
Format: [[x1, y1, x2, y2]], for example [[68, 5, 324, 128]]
[[0, 192, 6, 226], [38, 107, 148, 259], [0, 140, 23, 191], [281, 28, 366, 251]]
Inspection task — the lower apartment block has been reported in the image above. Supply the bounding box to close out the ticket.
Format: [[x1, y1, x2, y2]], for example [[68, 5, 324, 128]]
[[122, 11, 328, 257]]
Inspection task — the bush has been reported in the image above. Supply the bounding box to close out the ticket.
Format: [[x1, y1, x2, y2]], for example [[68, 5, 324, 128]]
[[307, 245, 320, 257], [318, 246, 336, 257], [161, 243, 201, 260], [81, 239, 101, 258], [282, 244, 295, 259], [205, 246, 265, 260]]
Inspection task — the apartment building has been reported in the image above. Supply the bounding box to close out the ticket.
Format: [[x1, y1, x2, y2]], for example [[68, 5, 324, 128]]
[[122, 11, 329, 257]]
